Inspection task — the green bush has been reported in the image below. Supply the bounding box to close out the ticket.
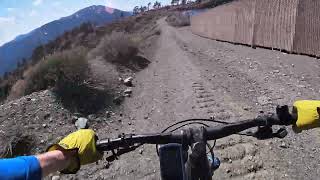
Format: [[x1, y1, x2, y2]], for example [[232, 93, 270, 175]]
[[25, 47, 89, 95]]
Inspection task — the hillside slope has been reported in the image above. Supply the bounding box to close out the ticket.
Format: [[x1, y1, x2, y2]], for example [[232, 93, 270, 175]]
[[0, 5, 131, 76]]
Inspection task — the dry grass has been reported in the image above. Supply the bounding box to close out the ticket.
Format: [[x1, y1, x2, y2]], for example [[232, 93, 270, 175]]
[[0, 128, 35, 158], [91, 31, 141, 66], [23, 47, 89, 95]]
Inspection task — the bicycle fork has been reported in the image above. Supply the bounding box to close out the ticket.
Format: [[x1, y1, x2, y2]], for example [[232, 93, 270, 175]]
[[159, 127, 220, 180]]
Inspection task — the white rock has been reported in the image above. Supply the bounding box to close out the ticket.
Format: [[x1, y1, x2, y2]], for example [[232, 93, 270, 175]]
[[139, 149, 144, 154], [75, 117, 88, 129], [124, 77, 133, 86], [279, 142, 288, 148], [124, 88, 133, 94]]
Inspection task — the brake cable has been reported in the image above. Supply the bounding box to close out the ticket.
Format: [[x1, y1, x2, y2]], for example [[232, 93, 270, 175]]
[[156, 119, 227, 156], [160, 118, 230, 133]]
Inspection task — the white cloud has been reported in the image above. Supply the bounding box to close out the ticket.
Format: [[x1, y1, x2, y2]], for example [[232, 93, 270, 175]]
[[0, 17, 16, 24], [33, 0, 43, 6]]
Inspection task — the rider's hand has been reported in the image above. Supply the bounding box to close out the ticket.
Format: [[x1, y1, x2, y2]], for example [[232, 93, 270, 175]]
[[292, 100, 320, 133], [47, 129, 103, 174]]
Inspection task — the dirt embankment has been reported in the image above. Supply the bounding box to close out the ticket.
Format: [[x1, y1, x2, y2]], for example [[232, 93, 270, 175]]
[[1, 16, 320, 180]]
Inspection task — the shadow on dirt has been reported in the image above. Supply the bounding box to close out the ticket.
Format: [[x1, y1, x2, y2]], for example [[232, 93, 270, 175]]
[[117, 55, 151, 72], [0, 130, 35, 158], [54, 84, 115, 115]]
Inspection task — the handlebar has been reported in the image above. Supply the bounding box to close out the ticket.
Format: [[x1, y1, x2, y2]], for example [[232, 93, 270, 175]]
[[96, 105, 295, 152]]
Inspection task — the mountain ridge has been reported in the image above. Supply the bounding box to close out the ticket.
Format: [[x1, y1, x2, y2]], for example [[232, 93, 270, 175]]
[[0, 5, 131, 76]]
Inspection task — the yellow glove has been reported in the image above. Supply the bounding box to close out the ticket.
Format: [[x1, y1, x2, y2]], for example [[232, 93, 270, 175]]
[[292, 100, 320, 132], [47, 129, 103, 174]]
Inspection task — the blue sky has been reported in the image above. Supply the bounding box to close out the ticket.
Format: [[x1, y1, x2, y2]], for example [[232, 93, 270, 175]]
[[0, 0, 171, 46]]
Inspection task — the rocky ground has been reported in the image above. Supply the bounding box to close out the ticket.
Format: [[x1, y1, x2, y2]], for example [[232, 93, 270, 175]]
[[1, 18, 320, 180]]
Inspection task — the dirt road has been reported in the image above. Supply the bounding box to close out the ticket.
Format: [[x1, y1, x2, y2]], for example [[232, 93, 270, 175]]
[[71, 19, 320, 180]]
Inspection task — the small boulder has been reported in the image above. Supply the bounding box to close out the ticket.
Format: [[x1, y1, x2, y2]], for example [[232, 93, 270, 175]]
[[279, 142, 288, 148], [124, 88, 133, 95], [124, 77, 133, 86], [139, 149, 144, 154], [75, 117, 88, 129]]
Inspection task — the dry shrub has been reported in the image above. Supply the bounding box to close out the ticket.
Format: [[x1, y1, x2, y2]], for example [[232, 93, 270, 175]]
[[21, 47, 110, 114], [166, 12, 191, 27], [24, 47, 89, 95], [91, 32, 140, 66], [0, 129, 35, 158], [7, 80, 27, 100]]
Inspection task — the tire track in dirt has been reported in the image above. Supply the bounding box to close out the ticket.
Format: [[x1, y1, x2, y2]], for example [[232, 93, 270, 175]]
[[191, 81, 266, 179], [189, 62, 270, 179], [171, 24, 320, 180], [169, 24, 287, 179]]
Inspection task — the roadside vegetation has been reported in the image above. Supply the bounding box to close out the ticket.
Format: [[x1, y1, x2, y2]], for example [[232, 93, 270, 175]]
[[24, 47, 89, 96], [166, 12, 191, 27]]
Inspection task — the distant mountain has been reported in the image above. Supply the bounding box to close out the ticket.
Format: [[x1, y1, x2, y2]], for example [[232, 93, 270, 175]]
[[0, 5, 131, 76]]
